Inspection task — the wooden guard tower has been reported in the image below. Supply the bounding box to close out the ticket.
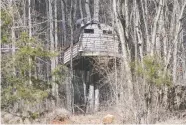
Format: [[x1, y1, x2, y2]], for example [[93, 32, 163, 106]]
[[63, 21, 121, 113], [63, 22, 120, 64]]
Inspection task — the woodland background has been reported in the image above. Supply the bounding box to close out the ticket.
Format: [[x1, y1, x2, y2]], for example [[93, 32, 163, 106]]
[[1, 0, 186, 124]]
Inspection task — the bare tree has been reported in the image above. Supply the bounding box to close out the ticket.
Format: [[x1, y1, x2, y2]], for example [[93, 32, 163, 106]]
[[28, 0, 32, 85], [93, 0, 99, 21], [85, 0, 91, 21]]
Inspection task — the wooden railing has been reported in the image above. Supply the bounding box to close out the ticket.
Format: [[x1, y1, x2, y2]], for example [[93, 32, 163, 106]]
[[63, 34, 120, 64]]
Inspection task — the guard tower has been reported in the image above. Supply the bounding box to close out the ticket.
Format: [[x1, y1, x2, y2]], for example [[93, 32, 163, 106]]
[[63, 22, 121, 64], [63, 21, 121, 113]]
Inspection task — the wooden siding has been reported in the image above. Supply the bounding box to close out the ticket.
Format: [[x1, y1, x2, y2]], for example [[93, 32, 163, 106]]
[[64, 43, 79, 64]]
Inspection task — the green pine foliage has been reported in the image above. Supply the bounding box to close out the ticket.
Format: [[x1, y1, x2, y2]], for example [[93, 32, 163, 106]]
[[1, 7, 68, 111], [1, 32, 66, 109], [52, 65, 68, 85], [1, 9, 12, 43], [132, 55, 172, 86]]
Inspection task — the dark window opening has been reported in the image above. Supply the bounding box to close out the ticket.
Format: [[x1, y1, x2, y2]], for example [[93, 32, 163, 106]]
[[103, 30, 112, 35], [84, 29, 94, 33], [108, 31, 112, 34], [103, 30, 107, 34]]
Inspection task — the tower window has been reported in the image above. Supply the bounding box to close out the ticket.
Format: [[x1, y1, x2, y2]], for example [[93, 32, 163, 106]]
[[84, 29, 94, 33], [103, 30, 112, 35], [103, 30, 107, 34], [108, 31, 112, 34]]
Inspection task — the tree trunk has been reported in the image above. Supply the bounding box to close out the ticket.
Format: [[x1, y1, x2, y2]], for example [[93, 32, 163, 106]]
[[69, 0, 75, 113], [82, 71, 87, 105], [28, 0, 32, 85], [140, 0, 150, 54], [79, 0, 83, 19], [173, 1, 186, 84], [94, 88, 99, 112], [151, 0, 163, 55], [93, 0, 99, 21], [85, 0, 91, 21], [49, 0, 56, 108], [61, 0, 66, 47], [10, 0, 18, 113], [54, 0, 59, 106], [87, 84, 94, 113]]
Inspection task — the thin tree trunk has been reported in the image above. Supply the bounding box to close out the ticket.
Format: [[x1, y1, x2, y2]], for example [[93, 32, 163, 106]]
[[54, 0, 59, 106], [49, 0, 56, 108], [134, 0, 138, 63], [94, 89, 99, 112], [156, 4, 164, 56], [173, 1, 186, 84], [28, 0, 32, 85], [61, 0, 66, 47], [82, 71, 87, 105], [124, 0, 129, 38], [10, 0, 18, 113], [68, 0, 74, 113], [79, 0, 83, 19], [11, 0, 16, 74], [112, 3, 118, 105], [151, 0, 163, 55], [163, 1, 177, 75], [85, 0, 91, 21], [87, 84, 94, 113], [93, 0, 99, 21], [140, 0, 150, 54]]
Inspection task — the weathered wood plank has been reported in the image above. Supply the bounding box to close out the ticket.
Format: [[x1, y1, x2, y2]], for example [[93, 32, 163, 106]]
[[64, 44, 80, 64]]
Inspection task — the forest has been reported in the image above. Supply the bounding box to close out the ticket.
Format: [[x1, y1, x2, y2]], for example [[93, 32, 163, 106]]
[[1, 0, 186, 124]]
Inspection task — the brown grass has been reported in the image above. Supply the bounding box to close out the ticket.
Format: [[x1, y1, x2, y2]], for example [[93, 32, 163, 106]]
[[70, 108, 124, 124]]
